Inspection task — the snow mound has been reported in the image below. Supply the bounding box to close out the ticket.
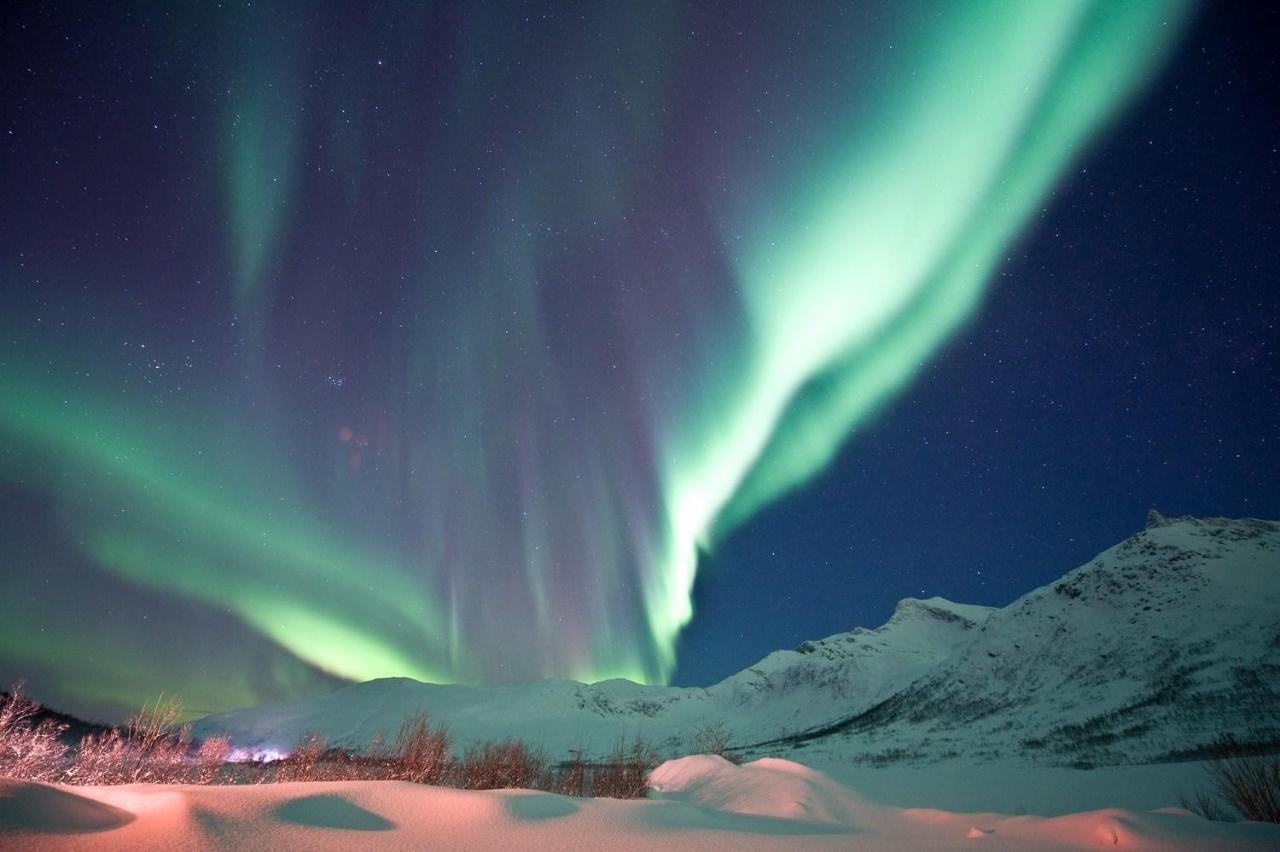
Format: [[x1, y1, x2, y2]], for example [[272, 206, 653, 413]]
[[649, 755, 866, 826], [0, 779, 134, 833], [2, 768, 1279, 850]]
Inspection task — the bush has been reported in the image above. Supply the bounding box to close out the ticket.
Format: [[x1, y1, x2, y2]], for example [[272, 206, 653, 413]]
[[71, 695, 192, 784], [127, 697, 192, 784], [456, 739, 548, 790], [194, 735, 232, 784], [1207, 738, 1280, 823], [558, 748, 586, 797], [272, 733, 330, 783], [592, 735, 658, 799], [0, 683, 69, 783], [688, 719, 740, 763], [390, 712, 450, 785], [71, 727, 129, 784]]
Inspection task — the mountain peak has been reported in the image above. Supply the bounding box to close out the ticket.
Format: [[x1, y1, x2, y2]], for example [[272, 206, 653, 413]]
[[890, 596, 993, 627]]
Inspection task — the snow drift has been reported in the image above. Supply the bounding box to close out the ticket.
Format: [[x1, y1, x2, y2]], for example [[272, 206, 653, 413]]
[[4, 757, 1279, 851]]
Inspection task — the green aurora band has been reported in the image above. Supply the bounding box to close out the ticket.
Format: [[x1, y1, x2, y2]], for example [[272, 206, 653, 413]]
[[0, 1, 1192, 717], [647, 0, 1194, 671]]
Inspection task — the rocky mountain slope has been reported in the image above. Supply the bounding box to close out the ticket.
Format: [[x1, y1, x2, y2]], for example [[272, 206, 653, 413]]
[[194, 513, 1280, 767]]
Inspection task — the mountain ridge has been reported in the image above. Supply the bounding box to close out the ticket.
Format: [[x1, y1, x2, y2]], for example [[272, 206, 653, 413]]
[[194, 513, 1280, 767]]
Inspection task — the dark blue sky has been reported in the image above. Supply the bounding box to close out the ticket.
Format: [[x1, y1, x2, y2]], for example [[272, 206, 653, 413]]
[[673, 0, 1279, 686]]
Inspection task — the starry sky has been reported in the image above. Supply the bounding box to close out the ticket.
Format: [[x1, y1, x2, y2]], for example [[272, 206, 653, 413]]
[[1, 1, 1276, 722]]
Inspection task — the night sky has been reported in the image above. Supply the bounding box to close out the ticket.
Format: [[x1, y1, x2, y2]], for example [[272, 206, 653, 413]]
[[2, 1, 1276, 722]]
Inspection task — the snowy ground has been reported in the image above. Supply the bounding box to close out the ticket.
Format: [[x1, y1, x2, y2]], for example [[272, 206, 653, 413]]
[[812, 759, 1223, 816], [3, 756, 1277, 851]]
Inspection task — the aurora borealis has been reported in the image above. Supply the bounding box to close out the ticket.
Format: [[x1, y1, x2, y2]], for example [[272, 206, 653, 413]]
[[5, 0, 1277, 722]]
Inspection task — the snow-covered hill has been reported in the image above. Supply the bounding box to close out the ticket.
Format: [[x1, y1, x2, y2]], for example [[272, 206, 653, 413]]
[[194, 513, 1280, 768]]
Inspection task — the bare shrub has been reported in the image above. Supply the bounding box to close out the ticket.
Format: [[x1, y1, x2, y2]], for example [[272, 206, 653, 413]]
[[558, 748, 586, 797], [71, 727, 129, 784], [1208, 739, 1280, 823], [194, 735, 232, 784], [273, 733, 329, 782], [689, 719, 739, 763], [362, 730, 391, 780], [281, 735, 381, 783], [125, 696, 183, 756], [70, 695, 192, 784], [125, 696, 190, 783], [456, 739, 548, 790], [0, 683, 69, 783], [324, 747, 364, 782], [1178, 788, 1233, 822], [592, 735, 658, 799], [139, 724, 194, 784], [391, 712, 450, 785]]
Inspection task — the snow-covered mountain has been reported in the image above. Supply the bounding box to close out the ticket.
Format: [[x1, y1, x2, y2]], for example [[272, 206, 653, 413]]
[[194, 513, 1280, 767], [192, 596, 990, 762]]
